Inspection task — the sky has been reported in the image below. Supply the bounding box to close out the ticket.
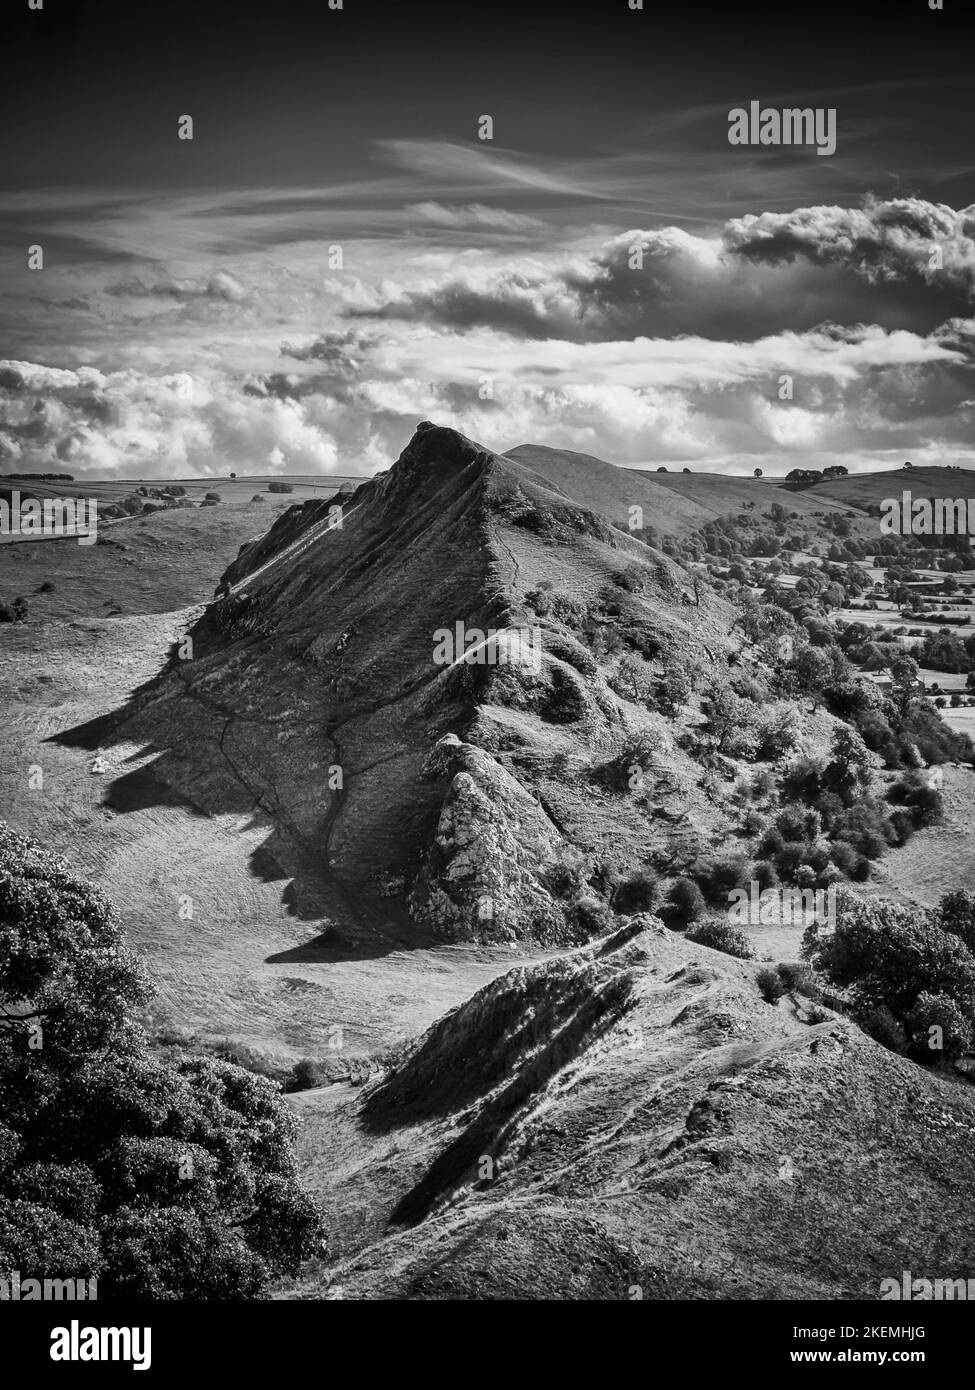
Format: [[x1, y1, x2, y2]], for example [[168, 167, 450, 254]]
[[1, 0, 974, 480]]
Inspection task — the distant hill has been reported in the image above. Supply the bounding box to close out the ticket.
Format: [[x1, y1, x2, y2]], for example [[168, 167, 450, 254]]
[[506, 444, 873, 541], [803, 464, 975, 511]]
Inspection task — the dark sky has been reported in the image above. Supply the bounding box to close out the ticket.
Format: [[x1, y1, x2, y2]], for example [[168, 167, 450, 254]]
[[3, 0, 973, 200], [2, 0, 974, 481]]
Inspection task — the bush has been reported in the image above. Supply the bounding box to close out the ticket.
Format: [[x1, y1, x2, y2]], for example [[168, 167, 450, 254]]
[[886, 773, 944, 828], [286, 1058, 326, 1092], [856, 1006, 907, 1053], [612, 868, 658, 915], [756, 967, 786, 1003], [251, 494, 265, 503], [937, 889, 975, 955], [905, 991, 972, 1063], [695, 854, 751, 901], [776, 961, 822, 1000], [752, 858, 778, 891], [0, 823, 324, 1297], [661, 878, 706, 930], [686, 918, 754, 959], [203, 492, 221, 503], [803, 887, 975, 1019], [574, 894, 616, 936], [267, 481, 294, 494], [594, 728, 662, 791]]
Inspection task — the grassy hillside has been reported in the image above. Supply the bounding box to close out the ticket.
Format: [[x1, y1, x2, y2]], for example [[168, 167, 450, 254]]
[[281, 919, 975, 1300]]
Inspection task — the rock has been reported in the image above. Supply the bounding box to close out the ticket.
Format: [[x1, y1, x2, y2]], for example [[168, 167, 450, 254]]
[[409, 737, 570, 945]]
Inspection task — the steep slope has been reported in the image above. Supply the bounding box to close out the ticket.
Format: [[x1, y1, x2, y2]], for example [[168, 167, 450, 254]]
[[283, 919, 975, 1300], [53, 422, 746, 956]]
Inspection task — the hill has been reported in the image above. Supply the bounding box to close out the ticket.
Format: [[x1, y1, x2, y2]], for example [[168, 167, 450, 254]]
[[507, 444, 869, 540], [804, 464, 975, 513], [282, 918, 975, 1300]]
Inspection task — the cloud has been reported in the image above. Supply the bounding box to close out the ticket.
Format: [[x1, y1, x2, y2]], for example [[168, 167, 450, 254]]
[[405, 202, 548, 232], [349, 197, 975, 342], [106, 270, 250, 303], [4, 193, 975, 480]]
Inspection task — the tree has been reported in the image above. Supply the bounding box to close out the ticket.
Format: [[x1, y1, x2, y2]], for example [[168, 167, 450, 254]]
[[0, 825, 323, 1298], [610, 654, 653, 704], [753, 468, 763, 478], [822, 727, 872, 804], [701, 686, 758, 755], [794, 645, 834, 703], [803, 887, 975, 1019], [656, 466, 668, 473], [890, 654, 921, 716]]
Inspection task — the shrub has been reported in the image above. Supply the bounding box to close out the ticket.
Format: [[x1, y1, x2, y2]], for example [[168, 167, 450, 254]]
[[594, 728, 662, 791], [654, 669, 692, 715], [203, 492, 221, 503], [937, 890, 975, 955], [905, 991, 972, 1063], [756, 967, 786, 1003], [286, 1058, 326, 1092], [776, 961, 822, 1000], [856, 1006, 907, 1053], [752, 858, 778, 891], [0, 823, 324, 1297], [803, 887, 975, 1019], [574, 894, 615, 936], [268, 481, 294, 494], [756, 706, 801, 760], [686, 918, 754, 959], [695, 854, 750, 901], [612, 868, 658, 915], [661, 878, 706, 930], [886, 773, 944, 828]]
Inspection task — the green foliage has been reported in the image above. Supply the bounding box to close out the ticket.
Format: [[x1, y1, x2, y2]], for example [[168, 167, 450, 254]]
[[0, 825, 324, 1298]]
